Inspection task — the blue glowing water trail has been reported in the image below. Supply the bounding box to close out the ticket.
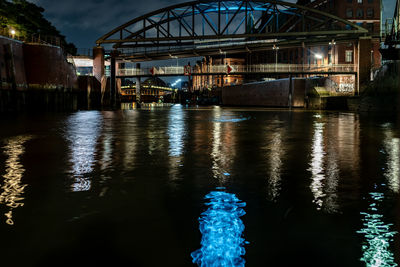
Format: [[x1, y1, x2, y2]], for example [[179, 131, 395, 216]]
[[191, 189, 248, 267]]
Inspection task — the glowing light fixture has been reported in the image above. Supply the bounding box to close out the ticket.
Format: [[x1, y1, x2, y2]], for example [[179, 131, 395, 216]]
[[171, 78, 182, 88], [315, 54, 323, 59]]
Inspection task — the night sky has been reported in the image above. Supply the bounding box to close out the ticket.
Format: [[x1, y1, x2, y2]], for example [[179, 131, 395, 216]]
[[28, 0, 396, 49]]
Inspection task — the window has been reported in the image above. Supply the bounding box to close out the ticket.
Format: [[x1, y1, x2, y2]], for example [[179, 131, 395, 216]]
[[346, 8, 353, 17], [368, 0, 373, 3], [347, 0, 352, 3], [345, 50, 353, 63], [367, 8, 374, 18], [357, 0, 362, 3], [356, 8, 364, 18]]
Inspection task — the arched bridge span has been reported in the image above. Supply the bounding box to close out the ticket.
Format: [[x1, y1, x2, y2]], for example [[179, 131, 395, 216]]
[[97, 0, 369, 61]]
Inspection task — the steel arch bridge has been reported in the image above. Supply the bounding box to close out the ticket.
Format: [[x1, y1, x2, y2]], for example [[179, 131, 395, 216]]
[[97, 0, 368, 61]]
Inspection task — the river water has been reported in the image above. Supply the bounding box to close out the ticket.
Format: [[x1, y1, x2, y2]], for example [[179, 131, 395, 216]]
[[0, 105, 399, 266]]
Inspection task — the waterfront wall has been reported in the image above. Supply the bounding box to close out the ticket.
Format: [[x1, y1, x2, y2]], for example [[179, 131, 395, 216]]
[[222, 78, 306, 107], [0, 37, 27, 90], [0, 36, 82, 112], [23, 44, 77, 89]]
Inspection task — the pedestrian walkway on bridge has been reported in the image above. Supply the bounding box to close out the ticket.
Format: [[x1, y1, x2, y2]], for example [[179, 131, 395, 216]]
[[117, 64, 357, 77]]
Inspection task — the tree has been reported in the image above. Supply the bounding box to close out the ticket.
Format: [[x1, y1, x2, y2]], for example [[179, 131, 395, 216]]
[[0, 0, 77, 55]]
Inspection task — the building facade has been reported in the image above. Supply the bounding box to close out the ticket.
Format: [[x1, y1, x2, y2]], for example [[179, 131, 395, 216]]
[[192, 56, 245, 91], [250, 0, 381, 68]]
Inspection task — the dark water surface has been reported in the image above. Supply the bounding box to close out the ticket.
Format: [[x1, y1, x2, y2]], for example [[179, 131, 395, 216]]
[[0, 106, 399, 266]]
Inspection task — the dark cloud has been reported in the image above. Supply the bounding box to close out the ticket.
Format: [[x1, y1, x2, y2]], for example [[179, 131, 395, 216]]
[[28, 0, 396, 48], [29, 0, 185, 48]]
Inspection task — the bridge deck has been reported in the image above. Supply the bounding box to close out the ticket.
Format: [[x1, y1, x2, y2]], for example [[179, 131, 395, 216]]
[[117, 64, 357, 77]]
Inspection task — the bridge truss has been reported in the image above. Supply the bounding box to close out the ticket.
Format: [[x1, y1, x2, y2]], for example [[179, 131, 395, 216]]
[[97, 0, 368, 61]]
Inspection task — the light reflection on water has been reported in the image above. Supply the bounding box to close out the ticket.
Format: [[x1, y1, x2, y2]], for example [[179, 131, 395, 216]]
[[168, 105, 186, 184], [122, 111, 138, 171], [263, 121, 284, 201], [100, 112, 114, 172], [357, 191, 397, 267], [191, 189, 247, 267], [65, 111, 102, 192], [382, 124, 400, 193], [308, 114, 359, 213], [211, 108, 237, 182], [309, 120, 326, 210], [0, 135, 32, 225], [168, 105, 186, 157]]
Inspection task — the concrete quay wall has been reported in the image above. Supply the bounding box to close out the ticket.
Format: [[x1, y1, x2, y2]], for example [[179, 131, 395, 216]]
[[0, 36, 84, 112], [222, 78, 306, 107]]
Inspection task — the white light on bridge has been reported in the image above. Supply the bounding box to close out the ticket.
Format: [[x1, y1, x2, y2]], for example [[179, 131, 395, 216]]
[[315, 54, 323, 59]]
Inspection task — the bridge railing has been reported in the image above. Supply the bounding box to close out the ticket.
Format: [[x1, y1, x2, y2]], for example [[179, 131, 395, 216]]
[[118, 64, 356, 76]]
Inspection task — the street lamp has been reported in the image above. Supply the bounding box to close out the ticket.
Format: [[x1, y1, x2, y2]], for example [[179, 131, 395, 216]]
[[172, 78, 182, 89], [273, 45, 279, 71], [315, 54, 323, 60], [329, 40, 336, 65], [10, 29, 16, 38], [170, 54, 178, 67]]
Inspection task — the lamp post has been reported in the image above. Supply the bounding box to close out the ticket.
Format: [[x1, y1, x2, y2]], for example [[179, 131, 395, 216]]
[[329, 40, 336, 65], [315, 53, 323, 68], [273, 44, 279, 71], [10, 29, 16, 39]]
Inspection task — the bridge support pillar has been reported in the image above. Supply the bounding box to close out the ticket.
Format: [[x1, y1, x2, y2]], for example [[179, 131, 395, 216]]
[[93, 46, 104, 83], [288, 75, 293, 108], [110, 52, 117, 109], [357, 37, 372, 94], [136, 63, 141, 108]]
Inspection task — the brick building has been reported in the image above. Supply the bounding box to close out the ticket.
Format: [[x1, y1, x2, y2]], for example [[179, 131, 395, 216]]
[[308, 0, 381, 68], [192, 56, 245, 91], [250, 0, 381, 68]]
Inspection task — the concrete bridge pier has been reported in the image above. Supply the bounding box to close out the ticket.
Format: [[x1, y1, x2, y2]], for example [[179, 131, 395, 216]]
[[93, 46, 105, 82], [357, 36, 372, 94], [93, 46, 105, 107], [136, 63, 141, 108], [110, 50, 118, 109]]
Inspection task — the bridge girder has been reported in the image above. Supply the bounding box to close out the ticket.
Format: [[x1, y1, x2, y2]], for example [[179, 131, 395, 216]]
[[97, 0, 368, 60]]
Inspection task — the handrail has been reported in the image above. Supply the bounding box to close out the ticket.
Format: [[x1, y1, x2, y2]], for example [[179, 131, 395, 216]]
[[118, 64, 357, 76]]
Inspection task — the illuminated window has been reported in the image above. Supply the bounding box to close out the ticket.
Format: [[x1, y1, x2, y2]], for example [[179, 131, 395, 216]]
[[345, 50, 353, 63], [357, 0, 362, 3]]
